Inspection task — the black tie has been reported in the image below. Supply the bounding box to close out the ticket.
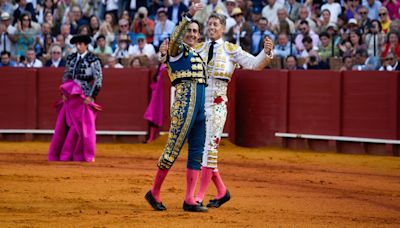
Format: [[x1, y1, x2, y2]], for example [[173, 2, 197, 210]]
[[207, 41, 216, 64], [3, 33, 6, 52], [258, 34, 265, 53]]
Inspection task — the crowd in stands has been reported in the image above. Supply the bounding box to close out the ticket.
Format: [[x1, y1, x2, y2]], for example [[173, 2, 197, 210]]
[[0, 0, 400, 71]]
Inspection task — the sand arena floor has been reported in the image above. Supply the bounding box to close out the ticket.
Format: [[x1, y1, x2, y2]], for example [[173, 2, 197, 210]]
[[0, 136, 399, 227]]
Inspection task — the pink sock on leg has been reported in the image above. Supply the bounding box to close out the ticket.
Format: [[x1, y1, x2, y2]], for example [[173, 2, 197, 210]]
[[195, 167, 214, 202], [185, 169, 200, 205], [212, 170, 227, 199], [151, 168, 169, 203]]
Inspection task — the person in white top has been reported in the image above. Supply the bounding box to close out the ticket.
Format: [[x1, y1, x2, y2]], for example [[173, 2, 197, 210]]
[[25, 47, 43, 68], [320, 0, 342, 23], [261, 0, 283, 26], [105, 56, 124, 68], [153, 8, 176, 48], [0, 12, 16, 55], [129, 33, 156, 58]]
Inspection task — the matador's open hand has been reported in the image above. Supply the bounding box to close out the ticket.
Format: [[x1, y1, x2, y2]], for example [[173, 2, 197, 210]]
[[263, 37, 274, 55]]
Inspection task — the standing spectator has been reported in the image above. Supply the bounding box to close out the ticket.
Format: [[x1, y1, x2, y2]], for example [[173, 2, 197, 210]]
[[89, 15, 100, 36], [0, 0, 14, 17], [272, 8, 295, 35], [363, 0, 382, 20], [381, 31, 400, 58], [378, 6, 392, 33], [25, 47, 43, 67], [15, 13, 36, 58], [37, 0, 56, 24], [285, 0, 301, 23], [69, 5, 89, 35], [227, 7, 252, 53], [339, 55, 354, 71], [295, 6, 317, 33], [364, 19, 385, 57], [194, 0, 227, 26], [45, 44, 66, 67], [358, 6, 372, 34], [224, 0, 237, 33], [353, 48, 381, 70], [130, 33, 156, 58], [262, 0, 283, 26], [168, 0, 189, 25], [321, 0, 342, 23], [252, 17, 276, 55], [318, 32, 340, 61], [379, 52, 400, 70], [317, 9, 332, 33], [94, 34, 113, 55], [0, 50, 16, 67], [131, 7, 155, 44], [383, 0, 400, 20], [13, 0, 37, 24], [0, 12, 16, 55], [273, 32, 297, 58], [285, 55, 304, 70], [295, 20, 320, 53], [344, 0, 362, 20], [104, 0, 119, 25], [153, 8, 175, 49]]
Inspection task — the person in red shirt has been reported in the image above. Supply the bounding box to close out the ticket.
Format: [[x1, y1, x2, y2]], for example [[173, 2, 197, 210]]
[[130, 7, 155, 44], [381, 32, 400, 59]]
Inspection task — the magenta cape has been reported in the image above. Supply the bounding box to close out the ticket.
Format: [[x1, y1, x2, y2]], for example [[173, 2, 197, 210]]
[[48, 80, 101, 162], [143, 64, 166, 127]]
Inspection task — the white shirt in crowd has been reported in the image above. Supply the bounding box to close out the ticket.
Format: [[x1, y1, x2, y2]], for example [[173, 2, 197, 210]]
[[129, 43, 156, 58], [26, 58, 43, 68]]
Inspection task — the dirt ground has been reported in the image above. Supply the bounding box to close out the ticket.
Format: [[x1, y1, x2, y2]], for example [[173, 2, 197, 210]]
[[0, 136, 399, 227]]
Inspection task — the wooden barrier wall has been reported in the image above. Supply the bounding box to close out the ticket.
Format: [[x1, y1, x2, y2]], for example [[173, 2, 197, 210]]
[[0, 68, 398, 155]]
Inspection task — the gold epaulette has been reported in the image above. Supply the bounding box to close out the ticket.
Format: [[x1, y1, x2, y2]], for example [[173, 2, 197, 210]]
[[194, 42, 206, 52], [224, 42, 240, 54]]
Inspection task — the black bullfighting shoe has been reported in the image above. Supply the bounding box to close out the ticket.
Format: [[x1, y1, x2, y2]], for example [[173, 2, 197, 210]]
[[206, 190, 231, 208], [183, 201, 208, 212], [145, 191, 166, 211]]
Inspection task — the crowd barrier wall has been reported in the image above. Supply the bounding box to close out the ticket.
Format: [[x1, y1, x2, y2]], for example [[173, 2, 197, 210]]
[[0, 68, 398, 155]]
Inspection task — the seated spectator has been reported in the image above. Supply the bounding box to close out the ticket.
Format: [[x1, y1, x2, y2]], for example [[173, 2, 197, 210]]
[[113, 34, 134, 59], [295, 6, 317, 33], [105, 56, 124, 68], [379, 52, 400, 71], [347, 18, 362, 34], [24, 47, 43, 68], [321, 0, 342, 23], [339, 40, 355, 57], [302, 51, 330, 70], [378, 6, 391, 33], [0, 0, 13, 17], [295, 20, 320, 53], [94, 21, 116, 48], [364, 19, 385, 57], [227, 7, 252, 53], [194, 0, 227, 27], [272, 8, 295, 35], [129, 33, 156, 58], [168, 0, 189, 25], [153, 8, 175, 49], [131, 7, 155, 44], [381, 32, 400, 59], [349, 31, 367, 56], [353, 48, 380, 70], [45, 45, 66, 67], [363, 0, 381, 20], [273, 32, 297, 58], [317, 9, 332, 34], [326, 23, 341, 47], [344, 0, 361, 20], [340, 55, 354, 71], [262, 0, 283, 26], [13, 0, 37, 25], [15, 13, 36, 58], [298, 36, 318, 58], [285, 55, 304, 70], [115, 18, 137, 50], [318, 32, 340, 62], [358, 6, 372, 34], [89, 15, 100, 36], [130, 56, 148, 68], [285, 0, 301, 23], [0, 12, 16, 55], [94, 35, 113, 56], [35, 22, 55, 58], [251, 17, 276, 55], [0, 51, 16, 67], [69, 5, 89, 35]]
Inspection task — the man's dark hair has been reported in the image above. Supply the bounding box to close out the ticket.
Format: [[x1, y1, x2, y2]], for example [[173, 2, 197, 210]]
[[1, 51, 11, 57], [356, 49, 368, 57], [286, 55, 298, 63], [208, 13, 226, 27], [319, 32, 330, 39], [302, 36, 312, 44], [299, 20, 309, 26]]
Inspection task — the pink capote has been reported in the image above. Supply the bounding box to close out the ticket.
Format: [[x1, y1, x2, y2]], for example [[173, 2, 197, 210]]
[[143, 64, 166, 127], [48, 80, 101, 162]]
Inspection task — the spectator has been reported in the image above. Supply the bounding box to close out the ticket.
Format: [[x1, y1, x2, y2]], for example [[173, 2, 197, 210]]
[[168, 0, 189, 25], [381, 31, 400, 58], [45, 44, 66, 67], [89, 15, 101, 36], [113, 34, 134, 59], [15, 13, 36, 58], [326, 23, 341, 46], [37, 0, 56, 24], [252, 17, 276, 55], [68, 5, 89, 35], [295, 20, 320, 53], [285, 0, 301, 23], [105, 0, 119, 25], [363, 0, 382, 20], [353, 48, 380, 70], [295, 6, 317, 33], [128, 0, 149, 20], [339, 39, 355, 57], [285, 55, 304, 70], [262, 0, 283, 26], [194, 0, 227, 26], [299, 36, 319, 58], [118, 18, 137, 47], [44, 11, 60, 37], [56, 0, 73, 25], [347, 18, 361, 33], [378, 6, 392, 33], [13, 0, 37, 24], [303, 51, 330, 70], [318, 32, 340, 61], [153, 8, 175, 49], [227, 7, 252, 53], [130, 55, 148, 67], [131, 7, 155, 44], [104, 12, 118, 32], [35, 22, 55, 57], [0, 50, 16, 67], [60, 24, 74, 53], [383, 0, 400, 20], [0, 0, 14, 18], [129, 33, 156, 58], [317, 9, 332, 33], [339, 55, 354, 71], [0, 12, 16, 55], [105, 56, 124, 68], [379, 52, 400, 70], [344, 0, 361, 20], [94, 34, 113, 55], [224, 0, 237, 33], [24, 47, 43, 67], [94, 21, 116, 48], [364, 19, 385, 57], [273, 32, 297, 58], [358, 6, 372, 34], [349, 31, 367, 56], [148, 0, 163, 20], [272, 8, 295, 35], [121, 10, 132, 25], [321, 0, 342, 23]]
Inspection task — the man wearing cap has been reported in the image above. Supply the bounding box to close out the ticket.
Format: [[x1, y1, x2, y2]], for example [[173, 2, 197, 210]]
[[0, 12, 16, 54], [130, 33, 156, 58], [226, 7, 252, 52], [145, 1, 209, 212], [194, 12, 273, 208], [48, 34, 103, 162]]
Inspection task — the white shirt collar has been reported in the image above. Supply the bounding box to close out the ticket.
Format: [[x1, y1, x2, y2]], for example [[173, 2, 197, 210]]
[[209, 38, 224, 46], [78, 51, 88, 59]]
